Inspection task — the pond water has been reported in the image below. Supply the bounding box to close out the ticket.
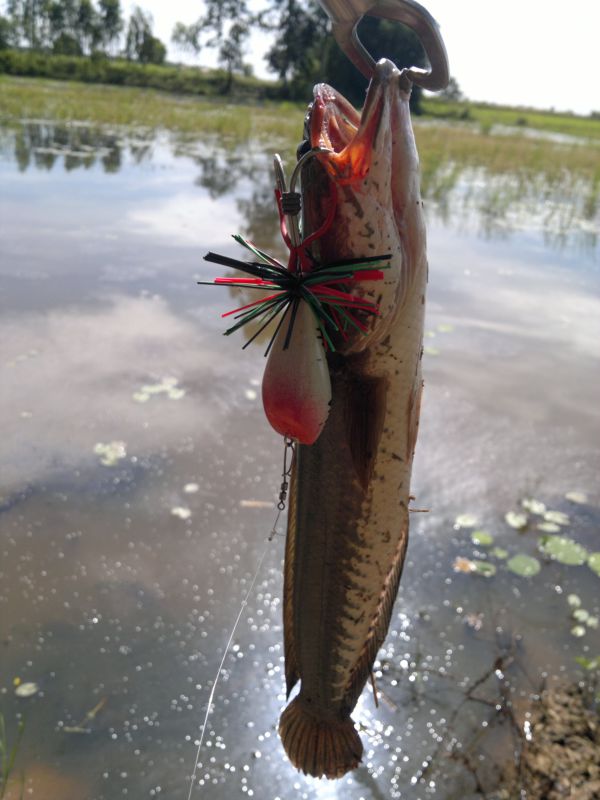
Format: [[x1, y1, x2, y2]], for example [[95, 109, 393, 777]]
[[1, 120, 599, 799]]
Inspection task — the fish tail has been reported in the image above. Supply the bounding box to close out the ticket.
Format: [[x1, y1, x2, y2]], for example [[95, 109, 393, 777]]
[[278, 695, 363, 780]]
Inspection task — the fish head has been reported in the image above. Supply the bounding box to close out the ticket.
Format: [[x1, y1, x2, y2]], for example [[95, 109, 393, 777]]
[[303, 58, 426, 355]]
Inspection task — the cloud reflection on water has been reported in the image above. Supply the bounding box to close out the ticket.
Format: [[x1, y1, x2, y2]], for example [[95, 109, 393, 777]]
[[1, 294, 229, 492]]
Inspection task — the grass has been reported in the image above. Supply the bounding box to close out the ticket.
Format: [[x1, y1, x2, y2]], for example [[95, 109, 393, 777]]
[[0, 713, 24, 800], [0, 75, 305, 143], [422, 96, 600, 141]]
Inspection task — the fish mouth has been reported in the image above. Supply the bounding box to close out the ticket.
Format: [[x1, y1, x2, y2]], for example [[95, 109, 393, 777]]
[[309, 59, 406, 183]]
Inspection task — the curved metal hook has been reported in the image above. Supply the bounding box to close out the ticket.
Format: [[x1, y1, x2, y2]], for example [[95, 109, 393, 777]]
[[316, 0, 449, 91]]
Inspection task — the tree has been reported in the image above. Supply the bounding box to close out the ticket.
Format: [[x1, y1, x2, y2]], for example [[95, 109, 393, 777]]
[[439, 77, 463, 102], [320, 15, 427, 112], [125, 6, 166, 64], [52, 30, 83, 54], [0, 14, 18, 48], [258, 0, 327, 96], [7, 0, 53, 49], [259, 2, 427, 110], [97, 0, 123, 54], [171, 0, 252, 92], [76, 0, 100, 53]]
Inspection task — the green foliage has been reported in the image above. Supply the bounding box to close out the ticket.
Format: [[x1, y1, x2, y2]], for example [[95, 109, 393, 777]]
[[52, 31, 83, 55], [125, 6, 165, 64], [0, 14, 17, 49], [171, 0, 252, 92], [0, 712, 25, 799], [258, 0, 327, 96], [0, 51, 280, 100]]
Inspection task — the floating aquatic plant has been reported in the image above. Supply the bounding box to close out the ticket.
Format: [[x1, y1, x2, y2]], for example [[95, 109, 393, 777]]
[[133, 377, 185, 403], [454, 513, 478, 529], [537, 521, 561, 533], [471, 530, 494, 546], [93, 441, 126, 466], [587, 553, 600, 576], [505, 511, 528, 530], [538, 534, 588, 565], [171, 506, 192, 520], [506, 554, 541, 577], [521, 498, 546, 515], [565, 491, 588, 504], [543, 510, 570, 526]]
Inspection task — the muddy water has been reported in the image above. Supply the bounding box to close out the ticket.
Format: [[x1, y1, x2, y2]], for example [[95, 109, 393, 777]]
[[1, 122, 599, 799]]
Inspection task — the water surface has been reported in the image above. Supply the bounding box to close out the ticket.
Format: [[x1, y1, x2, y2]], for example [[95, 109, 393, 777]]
[[1, 121, 599, 799]]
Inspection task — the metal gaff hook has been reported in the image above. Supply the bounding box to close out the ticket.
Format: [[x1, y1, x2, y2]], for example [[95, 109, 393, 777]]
[[316, 0, 449, 91]]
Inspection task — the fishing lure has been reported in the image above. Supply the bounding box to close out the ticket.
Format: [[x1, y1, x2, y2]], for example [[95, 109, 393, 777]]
[[199, 150, 391, 445]]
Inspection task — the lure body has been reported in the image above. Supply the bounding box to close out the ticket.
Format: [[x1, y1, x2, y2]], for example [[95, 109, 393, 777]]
[[279, 59, 427, 779], [262, 301, 332, 445]]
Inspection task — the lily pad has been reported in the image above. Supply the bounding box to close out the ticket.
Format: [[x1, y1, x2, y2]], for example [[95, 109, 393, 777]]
[[543, 510, 570, 526], [521, 498, 546, 515], [587, 553, 600, 576], [567, 594, 581, 608], [538, 535, 588, 565], [505, 511, 528, 530], [575, 655, 600, 670], [573, 608, 589, 623], [454, 514, 478, 529], [490, 547, 508, 559], [506, 554, 541, 577], [424, 346, 440, 356], [586, 616, 599, 629], [571, 625, 586, 638], [471, 560, 496, 578], [93, 441, 127, 467], [171, 506, 191, 520], [537, 522, 561, 533], [15, 681, 39, 698], [471, 530, 494, 547], [133, 377, 185, 403], [437, 323, 454, 333], [565, 491, 588, 504]]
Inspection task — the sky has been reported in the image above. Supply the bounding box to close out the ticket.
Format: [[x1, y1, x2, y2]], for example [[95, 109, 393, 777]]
[[134, 1, 598, 115]]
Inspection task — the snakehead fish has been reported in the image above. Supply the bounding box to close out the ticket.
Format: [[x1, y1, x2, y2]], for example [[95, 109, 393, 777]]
[[279, 57, 428, 779]]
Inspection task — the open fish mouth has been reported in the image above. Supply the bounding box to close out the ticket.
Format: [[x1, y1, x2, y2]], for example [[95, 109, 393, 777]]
[[300, 59, 416, 354], [310, 58, 409, 183]]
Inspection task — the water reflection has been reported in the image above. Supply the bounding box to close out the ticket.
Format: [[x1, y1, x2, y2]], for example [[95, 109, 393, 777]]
[[1, 116, 599, 798], [9, 120, 153, 174], [2, 119, 598, 253]]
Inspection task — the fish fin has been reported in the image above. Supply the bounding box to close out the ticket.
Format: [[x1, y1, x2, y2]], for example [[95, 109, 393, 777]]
[[343, 525, 409, 710], [283, 464, 300, 697], [344, 375, 387, 491], [279, 695, 363, 780]]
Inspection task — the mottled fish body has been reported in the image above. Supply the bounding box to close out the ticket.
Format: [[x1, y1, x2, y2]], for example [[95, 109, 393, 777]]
[[279, 58, 427, 779]]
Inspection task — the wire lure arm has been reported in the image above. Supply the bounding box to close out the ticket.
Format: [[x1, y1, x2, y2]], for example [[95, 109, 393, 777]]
[[316, 0, 449, 91]]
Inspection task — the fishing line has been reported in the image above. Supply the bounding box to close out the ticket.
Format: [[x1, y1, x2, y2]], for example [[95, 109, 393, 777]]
[[186, 439, 295, 799], [186, 537, 272, 800]]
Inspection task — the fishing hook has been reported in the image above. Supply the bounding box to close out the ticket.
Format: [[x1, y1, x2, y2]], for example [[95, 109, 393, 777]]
[[316, 0, 449, 91]]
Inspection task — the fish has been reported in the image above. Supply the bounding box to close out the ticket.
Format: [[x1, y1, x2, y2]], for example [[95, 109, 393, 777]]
[[278, 57, 428, 779]]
